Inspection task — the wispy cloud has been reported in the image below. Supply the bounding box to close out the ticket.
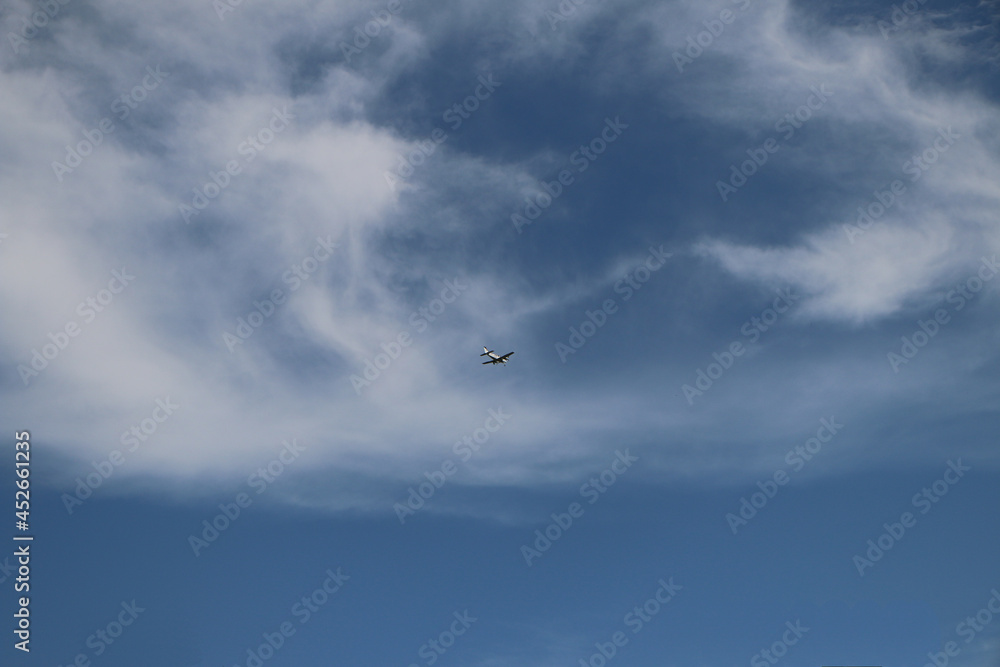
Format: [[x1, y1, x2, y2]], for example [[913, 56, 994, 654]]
[[2, 0, 998, 522]]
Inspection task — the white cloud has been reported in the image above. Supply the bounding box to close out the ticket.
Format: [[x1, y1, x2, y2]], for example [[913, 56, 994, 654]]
[[699, 216, 960, 322], [2, 0, 999, 517]]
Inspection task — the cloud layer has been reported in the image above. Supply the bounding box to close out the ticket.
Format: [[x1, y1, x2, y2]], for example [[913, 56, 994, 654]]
[[2, 0, 998, 517]]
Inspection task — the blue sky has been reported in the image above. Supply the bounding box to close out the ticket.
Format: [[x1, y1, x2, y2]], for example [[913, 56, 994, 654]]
[[1, 0, 999, 665]]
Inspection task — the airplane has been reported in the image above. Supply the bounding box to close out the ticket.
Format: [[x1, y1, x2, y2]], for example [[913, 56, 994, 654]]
[[481, 346, 514, 365]]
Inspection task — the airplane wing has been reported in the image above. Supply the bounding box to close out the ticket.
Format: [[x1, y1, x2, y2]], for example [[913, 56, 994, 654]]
[[482, 359, 497, 364], [499, 352, 514, 361]]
